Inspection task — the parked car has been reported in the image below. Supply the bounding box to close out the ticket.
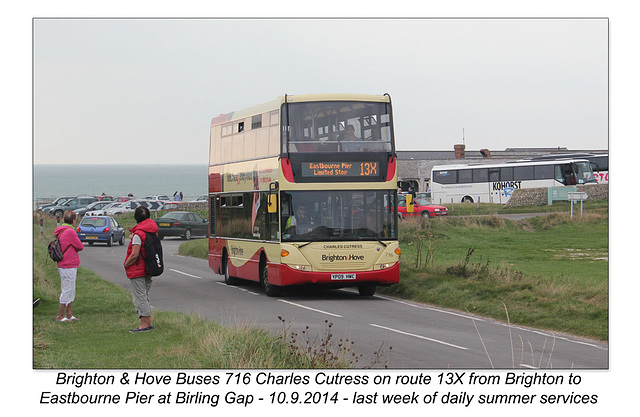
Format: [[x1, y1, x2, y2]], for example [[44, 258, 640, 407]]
[[191, 195, 208, 203], [143, 194, 171, 201], [44, 197, 98, 218], [155, 211, 208, 240], [74, 200, 112, 216], [103, 201, 135, 215], [85, 202, 122, 216], [163, 201, 181, 211], [398, 198, 448, 219], [37, 196, 75, 211], [114, 196, 131, 202], [76, 216, 125, 246], [94, 195, 114, 201]]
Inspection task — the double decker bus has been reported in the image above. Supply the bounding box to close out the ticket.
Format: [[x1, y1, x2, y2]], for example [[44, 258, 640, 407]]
[[208, 94, 400, 296], [431, 158, 597, 204]]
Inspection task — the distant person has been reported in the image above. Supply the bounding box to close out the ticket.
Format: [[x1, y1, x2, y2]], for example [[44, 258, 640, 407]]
[[54, 210, 84, 322], [341, 125, 360, 152], [369, 129, 380, 141], [124, 206, 159, 333], [179, 191, 183, 201]]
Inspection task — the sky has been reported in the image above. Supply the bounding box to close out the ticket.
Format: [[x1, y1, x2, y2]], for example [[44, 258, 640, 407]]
[[32, 17, 609, 165]]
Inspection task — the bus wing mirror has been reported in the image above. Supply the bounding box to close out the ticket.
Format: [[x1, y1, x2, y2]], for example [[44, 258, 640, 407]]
[[268, 181, 279, 213], [268, 194, 278, 213], [406, 194, 414, 212]]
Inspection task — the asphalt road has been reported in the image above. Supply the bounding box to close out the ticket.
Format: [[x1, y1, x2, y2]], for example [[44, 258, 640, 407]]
[[80, 237, 608, 369]]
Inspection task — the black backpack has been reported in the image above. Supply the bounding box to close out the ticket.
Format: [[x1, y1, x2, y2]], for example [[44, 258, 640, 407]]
[[48, 237, 69, 262], [142, 232, 164, 276]]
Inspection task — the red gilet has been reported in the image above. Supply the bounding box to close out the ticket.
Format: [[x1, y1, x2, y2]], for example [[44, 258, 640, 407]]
[[124, 218, 159, 279]]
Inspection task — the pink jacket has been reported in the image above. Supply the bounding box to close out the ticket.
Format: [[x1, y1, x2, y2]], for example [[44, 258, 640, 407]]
[[54, 224, 83, 268]]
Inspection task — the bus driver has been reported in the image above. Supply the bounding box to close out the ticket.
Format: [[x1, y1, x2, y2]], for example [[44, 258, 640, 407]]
[[285, 204, 314, 235]]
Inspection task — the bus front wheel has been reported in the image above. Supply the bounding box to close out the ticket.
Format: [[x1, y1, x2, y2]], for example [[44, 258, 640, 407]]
[[260, 256, 281, 297], [223, 253, 240, 286], [358, 285, 376, 296], [462, 196, 474, 203]]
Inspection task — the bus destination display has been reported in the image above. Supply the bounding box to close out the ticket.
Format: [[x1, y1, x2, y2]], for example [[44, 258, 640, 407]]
[[301, 161, 379, 178]]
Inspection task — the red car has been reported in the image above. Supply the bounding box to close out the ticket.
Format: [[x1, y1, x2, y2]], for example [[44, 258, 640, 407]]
[[398, 198, 448, 219]]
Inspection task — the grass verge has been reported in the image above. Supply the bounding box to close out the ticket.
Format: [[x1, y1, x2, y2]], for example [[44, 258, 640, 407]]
[[383, 209, 608, 341], [32, 219, 351, 369]]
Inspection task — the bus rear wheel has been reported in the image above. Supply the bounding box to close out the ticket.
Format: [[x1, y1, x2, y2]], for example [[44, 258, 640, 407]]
[[462, 196, 474, 203], [260, 256, 281, 297], [358, 285, 376, 296]]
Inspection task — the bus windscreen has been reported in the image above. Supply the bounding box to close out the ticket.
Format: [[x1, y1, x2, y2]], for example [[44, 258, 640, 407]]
[[280, 190, 397, 242]]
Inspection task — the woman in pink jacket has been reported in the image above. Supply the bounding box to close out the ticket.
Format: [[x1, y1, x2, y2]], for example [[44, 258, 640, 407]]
[[54, 210, 84, 322]]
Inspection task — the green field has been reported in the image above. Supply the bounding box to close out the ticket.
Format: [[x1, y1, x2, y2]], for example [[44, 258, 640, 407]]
[[383, 209, 608, 340]]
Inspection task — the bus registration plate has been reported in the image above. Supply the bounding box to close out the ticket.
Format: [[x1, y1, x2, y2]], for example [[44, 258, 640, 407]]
[[331, 273, 356, 281]]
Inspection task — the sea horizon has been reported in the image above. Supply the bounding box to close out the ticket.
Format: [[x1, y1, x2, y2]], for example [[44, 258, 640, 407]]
[[33, 164, 209, 205]]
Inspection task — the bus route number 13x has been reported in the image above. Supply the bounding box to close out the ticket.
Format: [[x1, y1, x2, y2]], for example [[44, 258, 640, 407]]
[[360, 162, 378, 176]]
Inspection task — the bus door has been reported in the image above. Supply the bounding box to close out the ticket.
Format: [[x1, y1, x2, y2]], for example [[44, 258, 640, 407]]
[[555, 164, 574, 185], [488, 168, 501, 203]]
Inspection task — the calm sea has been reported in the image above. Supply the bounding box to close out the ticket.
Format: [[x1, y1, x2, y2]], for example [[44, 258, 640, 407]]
[[33, 164, 208, 206]]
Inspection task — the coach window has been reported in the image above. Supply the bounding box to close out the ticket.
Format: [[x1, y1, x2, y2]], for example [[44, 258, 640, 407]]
[[535, 165, 554, 180], [472, 168, 488, 183], [458, 170, 472, 183], [433, 170, 457, 184], [591, 156, 608, 171], [489, 168, 500, 182], [500, 167, 514, 181], [514, 166, 534, 181], [554, 166, 565, 184]]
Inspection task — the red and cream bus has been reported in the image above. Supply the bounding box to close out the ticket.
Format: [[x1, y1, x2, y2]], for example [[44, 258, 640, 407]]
[[208, 94, 400, 296]]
